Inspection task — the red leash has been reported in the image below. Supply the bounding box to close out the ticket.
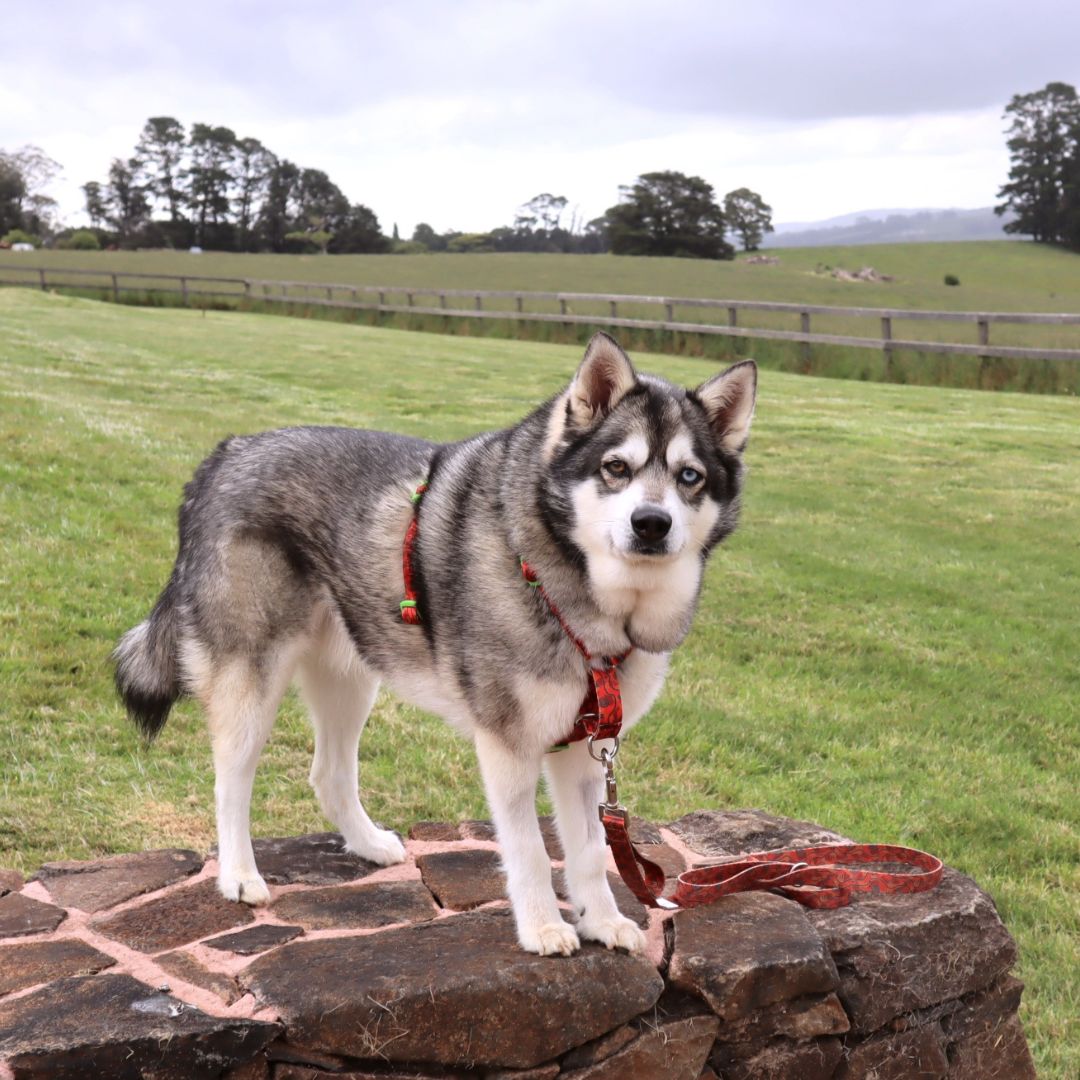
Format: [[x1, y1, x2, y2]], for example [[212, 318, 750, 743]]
[[400, 486, 943, 911]]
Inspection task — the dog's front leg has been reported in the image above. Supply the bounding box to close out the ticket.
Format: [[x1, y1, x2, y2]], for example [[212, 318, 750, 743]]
[[473, 730, 579, 956], [545, 740, 647, 952]]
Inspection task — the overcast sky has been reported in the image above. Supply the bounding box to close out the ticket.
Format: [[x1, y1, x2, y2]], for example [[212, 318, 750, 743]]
[[5, 1, 1079, 235]]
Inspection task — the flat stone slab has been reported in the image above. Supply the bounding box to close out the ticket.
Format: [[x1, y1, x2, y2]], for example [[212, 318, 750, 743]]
[[272, 881, 438, 930], [416, 848, 506, 910], [0, 973, 278, 1079], [34, 849, 202, 912], [710, 1034, 844, 1080], [0, 893, 67, 939], [90, 878, 254, 953], [710, 991, 850, 1045], [0, 870, 23, 896], [242, 910, 665, 1069], [668, 808, 849, 858], [156, 950, 243, 1006], [667, 891, 839, 1019], [0, 940, 116, 997], [805, 867, 1018, 1033], [407, 820, 463, 842], [204, 923, 304, 955], [248, 833, 383, 885], [562, 1015, 718, 1079]]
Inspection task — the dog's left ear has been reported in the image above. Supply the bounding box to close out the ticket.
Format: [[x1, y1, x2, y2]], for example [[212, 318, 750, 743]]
[[693, 360, 757, 454], [568, 332, 637, 427]]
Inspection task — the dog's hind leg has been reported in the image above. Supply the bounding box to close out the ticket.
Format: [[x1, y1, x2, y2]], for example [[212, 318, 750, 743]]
[[296, 635, 405, 867], [545, 740, 646, 952], [474, 730, 579, 956], [198, 642, 299, 906]]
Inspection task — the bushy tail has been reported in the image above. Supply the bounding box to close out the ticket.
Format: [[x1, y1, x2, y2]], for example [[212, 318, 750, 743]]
[[113, 579, 183, 740]]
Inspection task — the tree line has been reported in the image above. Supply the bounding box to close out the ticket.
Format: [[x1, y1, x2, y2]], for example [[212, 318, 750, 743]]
[[996, 81, 1080, 250], [2, 116, 776, 260]]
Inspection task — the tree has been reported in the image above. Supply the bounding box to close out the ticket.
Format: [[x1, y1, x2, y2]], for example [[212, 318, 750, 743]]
[[996, 82, 1080, 244], [185, 123, 237, 246], [723, 187, 774, 251], [233, 137, 275, 250], [0, 146, 61, 237], [257, 158, 300, 252], [135, 117, 187, 223], [82, 181, 108, 228], [103, 158, 150, 243], [515, 192, 568, 232], [411, 222, 446, 250], [329, 204, 389, 253], [604, 171, 734, 259]]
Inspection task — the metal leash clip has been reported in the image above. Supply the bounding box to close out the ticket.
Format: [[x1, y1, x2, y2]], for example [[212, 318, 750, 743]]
[[587, 735, 621, 809]]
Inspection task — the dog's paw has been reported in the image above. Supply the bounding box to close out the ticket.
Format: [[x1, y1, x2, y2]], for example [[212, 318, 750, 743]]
[[577, 912, 647, 953], [218, 870, 271, 906], [519, 920, 581, 957], [347, 827, 406, 867]]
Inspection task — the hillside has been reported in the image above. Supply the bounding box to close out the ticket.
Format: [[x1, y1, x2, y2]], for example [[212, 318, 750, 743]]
[[766, 207, 1017, 248]]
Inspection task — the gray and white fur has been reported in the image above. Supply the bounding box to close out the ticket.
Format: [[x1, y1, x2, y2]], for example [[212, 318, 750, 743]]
[[114, 332, 756, 955]]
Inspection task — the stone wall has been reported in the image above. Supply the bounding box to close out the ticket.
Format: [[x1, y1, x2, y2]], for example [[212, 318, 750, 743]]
[[0, 810, 1036, 1079]]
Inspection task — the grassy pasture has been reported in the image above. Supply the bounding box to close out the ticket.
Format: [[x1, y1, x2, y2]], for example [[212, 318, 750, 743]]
[[3, 241, 1080, 393], [0, 290, 1077, 1075]]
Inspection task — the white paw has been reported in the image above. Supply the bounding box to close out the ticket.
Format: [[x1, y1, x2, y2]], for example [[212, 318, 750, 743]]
[[519, 920, 581, 957], [577, 912, 647, 953], [347, 827, 406, 867], [218, 870, 271, 906]]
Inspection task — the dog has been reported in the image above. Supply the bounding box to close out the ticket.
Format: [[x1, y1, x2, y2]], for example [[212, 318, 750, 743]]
[[114, 332, 756, 955]]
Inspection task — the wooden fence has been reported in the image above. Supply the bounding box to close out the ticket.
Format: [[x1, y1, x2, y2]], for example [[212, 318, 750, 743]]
[[4, 264, 1080, 363]]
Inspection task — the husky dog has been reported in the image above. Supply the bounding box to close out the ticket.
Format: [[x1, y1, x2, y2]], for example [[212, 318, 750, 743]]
[[114, 333, 755, 956]]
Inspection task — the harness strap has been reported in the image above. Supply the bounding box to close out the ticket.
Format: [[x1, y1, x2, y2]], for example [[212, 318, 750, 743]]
[[400, 482, 428, 624]]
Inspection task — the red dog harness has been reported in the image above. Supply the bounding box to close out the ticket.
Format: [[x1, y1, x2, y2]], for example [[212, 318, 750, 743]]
[[400, 480, 943, 911]]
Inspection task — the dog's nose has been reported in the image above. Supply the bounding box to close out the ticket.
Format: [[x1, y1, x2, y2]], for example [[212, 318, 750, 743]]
[[631, 505, 672, 543]]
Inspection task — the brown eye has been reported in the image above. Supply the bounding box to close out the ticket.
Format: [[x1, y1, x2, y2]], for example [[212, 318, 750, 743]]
[[603, 459, 629, 479]]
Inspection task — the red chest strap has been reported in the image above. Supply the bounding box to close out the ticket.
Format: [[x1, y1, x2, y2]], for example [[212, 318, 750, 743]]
[[519, 559, 629, 747]]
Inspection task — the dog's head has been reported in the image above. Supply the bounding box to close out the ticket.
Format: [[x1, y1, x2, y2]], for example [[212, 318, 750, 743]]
[[541, 333, 756, 648]]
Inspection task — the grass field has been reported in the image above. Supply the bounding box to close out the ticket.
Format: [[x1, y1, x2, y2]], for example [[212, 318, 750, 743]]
[[3, 241, 1080, 393], [0, 290, 1077, 1075]]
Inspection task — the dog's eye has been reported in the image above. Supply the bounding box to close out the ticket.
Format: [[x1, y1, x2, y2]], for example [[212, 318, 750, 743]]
[[678, 466, 704, 486], [603, 459, 630, 479]]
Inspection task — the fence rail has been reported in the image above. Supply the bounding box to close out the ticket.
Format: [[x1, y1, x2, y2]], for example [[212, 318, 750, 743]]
[[4, 264, 1080, 363]]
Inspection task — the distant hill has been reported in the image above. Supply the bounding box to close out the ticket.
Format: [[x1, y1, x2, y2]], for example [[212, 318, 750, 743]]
[[764, 207, 1018, 248]]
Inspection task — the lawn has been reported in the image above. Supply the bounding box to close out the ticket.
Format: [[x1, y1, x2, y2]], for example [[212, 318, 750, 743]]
[[5, 241, 1080, 393], [0, 290, 1076, 1075]]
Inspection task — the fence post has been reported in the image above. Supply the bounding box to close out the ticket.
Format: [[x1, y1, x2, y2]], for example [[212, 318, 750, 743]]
[[326, 286, 333, 301], [111, 273, 119, 302], [800, 311, 811, 369], [977, 318, 990, 349], [727, 306, 737, 327], [610, 300, 618, 319], [39, 269, 47, 292], [181, 277, 189, 305], [881, 315, 893, 375], [664, 302, 674, 322], [559, 298, 568, 317], [378, 290, 385, 308], [407, 292, 414, 308], [351, 287, 358, 303], [515, 295, 524, 314], [475, 294, 482, 311], [440, 293, 447, 309]]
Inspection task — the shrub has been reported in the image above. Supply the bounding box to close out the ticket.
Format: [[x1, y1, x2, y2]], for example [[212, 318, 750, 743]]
[[57, 229, 102, 251], [944, 273, 961, 286], [1, 228, 38, 248]]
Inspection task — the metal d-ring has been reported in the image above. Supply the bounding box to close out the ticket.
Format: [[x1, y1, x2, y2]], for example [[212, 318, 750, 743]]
[[586, 734, 620, 763]]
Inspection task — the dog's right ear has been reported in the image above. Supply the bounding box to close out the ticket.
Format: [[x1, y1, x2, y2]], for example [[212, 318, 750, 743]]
[[568, 333, 637, 427]]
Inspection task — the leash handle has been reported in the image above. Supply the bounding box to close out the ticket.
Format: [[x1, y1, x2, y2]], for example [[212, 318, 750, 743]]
[[602, 811, 944, 911]]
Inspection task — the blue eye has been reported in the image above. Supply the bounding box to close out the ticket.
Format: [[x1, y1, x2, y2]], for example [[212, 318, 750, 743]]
[[678, 466, 703, 485]]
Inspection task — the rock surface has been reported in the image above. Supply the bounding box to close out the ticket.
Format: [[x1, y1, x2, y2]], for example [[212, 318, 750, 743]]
[[242, 910, 665, 1069], [34, 848, 202, 912], [90, 877, 254, 953], [0, 973, 278, 1079], [0, 811, 1035, 1079]]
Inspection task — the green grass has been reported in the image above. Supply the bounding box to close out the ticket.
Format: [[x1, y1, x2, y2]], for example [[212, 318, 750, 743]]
[[0, 290, 1077, 1075], [4, 241, 1080, 393]]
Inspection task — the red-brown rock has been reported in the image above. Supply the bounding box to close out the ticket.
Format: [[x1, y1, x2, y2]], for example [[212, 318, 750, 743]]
[[710, 991, 850, 1044], [946, 1013, 1036, 1079], [668, 809, 849, 858], [667, 891, 839, 1019], [155, 949, 243, 1006], [0, 893, 66, 939], [0, 939, 116, 997], [407, 821, 463, 841], [271, 881, 438, 930], [835, 1022, 949, 1079], [0, 870, 23, 896], [0, 973, 278, 1079], [806, 868, 1017, 1033], [709, 1035, 844, 1080], [248, 833, 385, 885], [561, 1015, 718, 1080], [204, 922, 303, 955], [241, 910, 664, 1069], [90, 877, 254, 953], [415, 848, 506, 910], [34, 849, 202, 912]]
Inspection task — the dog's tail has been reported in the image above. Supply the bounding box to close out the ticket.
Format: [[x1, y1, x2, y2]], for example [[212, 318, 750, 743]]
[[113, 577, 184, 740]]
